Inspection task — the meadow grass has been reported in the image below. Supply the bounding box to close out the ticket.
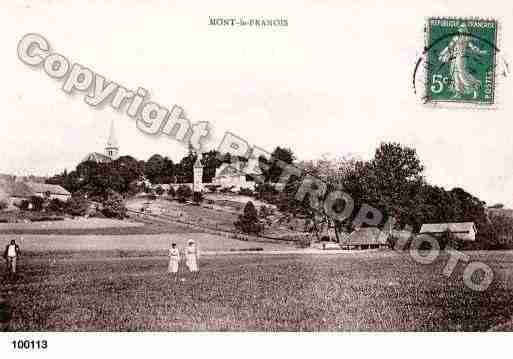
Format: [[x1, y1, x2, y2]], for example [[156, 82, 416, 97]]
[[3, 251, 513, 331], [0, 219, 191, 236]]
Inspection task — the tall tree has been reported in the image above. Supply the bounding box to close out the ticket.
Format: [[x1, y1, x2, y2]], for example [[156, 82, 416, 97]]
[[264, 147, 295, 183], [201, 150, 223, 183], [144, 154, 166, 184]]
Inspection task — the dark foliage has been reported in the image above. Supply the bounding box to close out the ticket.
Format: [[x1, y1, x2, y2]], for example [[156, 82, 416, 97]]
[[176, 185, 192, 203], [235, 201, 264, 235], [29, 196, 44, 211], [47, 198, 66, 213], [193, 191, 204, 204], [17, 200, 30, 211], [65, 195, 89, 217], [239, 188, 254, 197], [101, 190, 127, 219]]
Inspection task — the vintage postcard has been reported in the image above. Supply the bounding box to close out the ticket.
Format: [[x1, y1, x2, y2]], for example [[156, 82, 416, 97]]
[[1, 0, 513, 357]]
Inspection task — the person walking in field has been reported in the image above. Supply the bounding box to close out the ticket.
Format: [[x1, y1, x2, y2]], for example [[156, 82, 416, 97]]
[[4, 240, 21, 276], [185, 239, 199, 273], [168, 242, 180, 279]]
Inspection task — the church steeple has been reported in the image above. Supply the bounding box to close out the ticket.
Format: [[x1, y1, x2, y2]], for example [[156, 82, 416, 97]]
[[105, 120, 119, 160], [193, 153, 204, 192]]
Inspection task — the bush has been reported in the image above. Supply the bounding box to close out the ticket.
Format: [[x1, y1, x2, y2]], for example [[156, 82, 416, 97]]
[[297, 236, 312, 248], [90, 210, 106, 218], [31, 215, 64, 222], [29, 196, 44, 211], [102, 190, 127, 219], [255, 183, 280, 205], [66, 195, 89, 217], [259, 205, 273, 218], [239, 188, 254, 196], [47, 198, 66, 213], [220, 186, 235, 193], [128, 180, 143, 196], [235, 201, 264, 235], [193, 191, 204, 204], [205, 184, 220, 193], [176, 185, 192, 203], [18, 200, 30, 211], [487, 214, 513, 249]]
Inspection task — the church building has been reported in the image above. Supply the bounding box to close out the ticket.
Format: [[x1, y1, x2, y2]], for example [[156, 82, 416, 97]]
[[82, 120, 119, 163], [82, 120, 260, 193]]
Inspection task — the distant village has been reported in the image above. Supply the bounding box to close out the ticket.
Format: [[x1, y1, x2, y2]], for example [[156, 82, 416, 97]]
[[1, 119, 512, 251]]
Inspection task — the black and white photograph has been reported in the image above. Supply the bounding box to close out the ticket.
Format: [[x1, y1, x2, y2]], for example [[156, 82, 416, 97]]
[[1, 0, 513, 357]]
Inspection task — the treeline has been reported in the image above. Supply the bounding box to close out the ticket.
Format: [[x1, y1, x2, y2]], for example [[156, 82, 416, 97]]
[[46, 147, 295, 202], [254, 143, 499, 248], [9, 189, 126, 220], [46, 141, 510, 248]]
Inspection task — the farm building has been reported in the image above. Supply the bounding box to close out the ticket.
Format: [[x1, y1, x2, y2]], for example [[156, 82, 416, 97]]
[[419, 222, 477, 241], [0, 181, 34, 207], [212, 161, 258, 192], [25, 182, 71, 201], [0, 180, 70, 208], [342, 227, 389, 250]]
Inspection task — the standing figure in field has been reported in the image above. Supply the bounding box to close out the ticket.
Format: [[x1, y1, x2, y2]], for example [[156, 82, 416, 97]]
[[168, 243, 180, 279], [438, 23, 487, 99], [185, 239, 199, 273], [3, 240, 21, 276]]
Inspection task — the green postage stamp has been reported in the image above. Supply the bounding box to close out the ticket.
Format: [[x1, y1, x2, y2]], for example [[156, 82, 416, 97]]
[[425, 17, 498, 106]]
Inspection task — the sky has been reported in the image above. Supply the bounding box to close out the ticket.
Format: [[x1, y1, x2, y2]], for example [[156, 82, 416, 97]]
[[2, 0, 513, 206]]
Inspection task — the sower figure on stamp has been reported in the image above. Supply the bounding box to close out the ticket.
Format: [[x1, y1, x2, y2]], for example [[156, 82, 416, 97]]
[[4, 239, 21, 276], [168, 242, 180, 280], [438, 23, 487, 99], [185, 239, 199, 274]]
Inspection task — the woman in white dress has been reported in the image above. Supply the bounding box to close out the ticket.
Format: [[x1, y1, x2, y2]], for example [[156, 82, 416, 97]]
[[168, 243, 180, 278], [185, 239, 199, 273]]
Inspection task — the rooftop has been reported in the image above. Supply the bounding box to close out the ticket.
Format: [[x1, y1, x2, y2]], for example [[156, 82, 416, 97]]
[[419, 222, 476, 234], [346, 227, 388, 245], [26, 182, 71, 196]]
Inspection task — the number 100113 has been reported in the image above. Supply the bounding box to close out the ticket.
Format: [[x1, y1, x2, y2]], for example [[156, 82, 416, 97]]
[[11, 339, 48, 350]]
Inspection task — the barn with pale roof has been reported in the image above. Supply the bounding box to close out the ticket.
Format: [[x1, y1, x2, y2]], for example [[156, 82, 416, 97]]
[[419, 222, 477, 241]]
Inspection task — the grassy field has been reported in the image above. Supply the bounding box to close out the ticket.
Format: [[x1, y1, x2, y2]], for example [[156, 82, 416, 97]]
[[0, 219, 195, 236], [0, 232, 292, 258], [3, 251, 513, 331]]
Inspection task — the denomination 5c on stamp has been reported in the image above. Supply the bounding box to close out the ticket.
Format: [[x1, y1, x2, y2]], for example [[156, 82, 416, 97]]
[[424, 17, 498, 105]]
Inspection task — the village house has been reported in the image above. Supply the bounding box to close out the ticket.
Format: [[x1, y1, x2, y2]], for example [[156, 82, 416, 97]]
[[87, 120, 259, 194], [25, 182, 71, 201], [211, 160, 258, 192], [0, 179, 70, 208], [419, 222, 477, 241], [342, 227, 389, 250], [0, 181, 33, 208]]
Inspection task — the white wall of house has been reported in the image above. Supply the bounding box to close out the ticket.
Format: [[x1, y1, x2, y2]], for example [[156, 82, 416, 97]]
[[212, 175, 256, 191], [455, 230, 476, 241], [35, 192, 71, 201]]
